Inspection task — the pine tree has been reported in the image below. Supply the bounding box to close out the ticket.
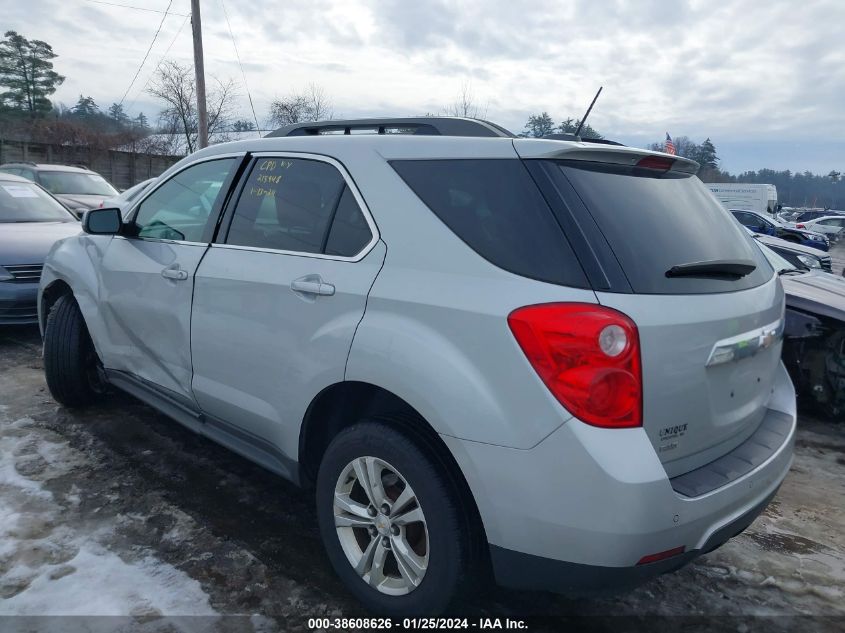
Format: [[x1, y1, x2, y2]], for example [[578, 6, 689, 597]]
[[0, 30, 65, 116], [558, 117, 603, 139], [108, 102, 129, 125], [72, 95, 99, 117], [698, 138, 719, 169], [522, 112, 556, 138]]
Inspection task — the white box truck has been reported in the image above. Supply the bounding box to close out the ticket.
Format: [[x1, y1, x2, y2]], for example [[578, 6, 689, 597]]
[[706, 183, 778, 215]]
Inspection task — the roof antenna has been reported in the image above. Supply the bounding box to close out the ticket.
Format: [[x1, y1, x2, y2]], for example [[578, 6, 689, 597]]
[[573, 86, 603, 140]]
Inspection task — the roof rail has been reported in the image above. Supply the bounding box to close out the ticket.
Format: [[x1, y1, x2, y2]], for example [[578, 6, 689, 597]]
[[267, 117, 515, 139], [541, 133, 625, 146]]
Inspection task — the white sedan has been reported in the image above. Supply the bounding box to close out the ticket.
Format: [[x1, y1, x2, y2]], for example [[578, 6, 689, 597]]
[[795, 215, 845, 241]]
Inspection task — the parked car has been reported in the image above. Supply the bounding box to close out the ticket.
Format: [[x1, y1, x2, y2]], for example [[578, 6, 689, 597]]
[[752, 232, 832, 272], [0, 162, 118, 217], [730, 209, 829, 251], [38, 118, 796, 615], [100, 178, 156, 215], [0, 172, 80, 325], [756, 242, 845, 419], [795, 215, 845, 241], [793, 209, 844, 223]]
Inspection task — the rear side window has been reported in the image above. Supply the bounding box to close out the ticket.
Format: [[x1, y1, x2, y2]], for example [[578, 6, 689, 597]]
[[391, 159, 588, 287], [226, 158, 351, 255], [325, 186, 373, 256], [545, 161, 773, 294]]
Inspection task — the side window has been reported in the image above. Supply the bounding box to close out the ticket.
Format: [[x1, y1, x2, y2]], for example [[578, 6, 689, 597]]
[[134, 158, 235, 242], [0, 168, 21, 176], [226, 158, 345, 254], [325, 186, 373, 256], [391, 159, 588, 287], [734, 212, 752, 226]]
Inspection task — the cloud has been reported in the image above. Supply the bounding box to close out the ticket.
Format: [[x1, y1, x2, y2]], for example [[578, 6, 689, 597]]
[[2, 0, 843, 171]]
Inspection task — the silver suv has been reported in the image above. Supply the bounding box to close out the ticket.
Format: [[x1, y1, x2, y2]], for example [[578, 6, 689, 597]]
[[38, 118, 796, 615]]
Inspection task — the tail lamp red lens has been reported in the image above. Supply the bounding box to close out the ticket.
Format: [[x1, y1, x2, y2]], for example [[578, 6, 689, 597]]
[[795, 223, 805, 229], [508, 303, 642, 428]]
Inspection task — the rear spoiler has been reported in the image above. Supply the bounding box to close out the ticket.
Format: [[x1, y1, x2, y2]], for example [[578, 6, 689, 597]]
[[513, 138, 700, 175]]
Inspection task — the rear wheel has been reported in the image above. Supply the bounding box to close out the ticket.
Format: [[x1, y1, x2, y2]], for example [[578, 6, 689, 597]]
[[316, 421, 472, 615], [43, 294, 103, 408]]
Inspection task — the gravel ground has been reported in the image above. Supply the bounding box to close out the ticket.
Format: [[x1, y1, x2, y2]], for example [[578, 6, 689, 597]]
[[1, 325, 844, 631]]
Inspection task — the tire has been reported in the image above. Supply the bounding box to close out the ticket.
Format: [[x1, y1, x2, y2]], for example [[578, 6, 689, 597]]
[[43, 294, 102, 408], [316, 420, 472, 616]]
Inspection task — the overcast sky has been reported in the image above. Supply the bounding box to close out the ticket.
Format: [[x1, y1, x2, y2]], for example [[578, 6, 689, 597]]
[[5, 0, 844, 173]]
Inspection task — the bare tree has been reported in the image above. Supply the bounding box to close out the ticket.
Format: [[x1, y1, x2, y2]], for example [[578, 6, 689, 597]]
[[268, 83, 334, 127], [444, 81, 486, 119], [147, 60, 237, 154]]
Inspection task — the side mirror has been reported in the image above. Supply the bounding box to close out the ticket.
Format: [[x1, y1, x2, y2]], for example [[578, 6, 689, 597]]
[[82, 207, 123, 235]]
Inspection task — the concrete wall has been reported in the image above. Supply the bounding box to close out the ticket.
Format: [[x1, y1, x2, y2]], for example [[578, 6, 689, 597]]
[[0, 139, 181, 190]]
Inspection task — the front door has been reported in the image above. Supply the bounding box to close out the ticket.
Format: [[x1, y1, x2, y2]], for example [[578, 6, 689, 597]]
[[190, 154, 384, 460], [98, 156, 240, 401]]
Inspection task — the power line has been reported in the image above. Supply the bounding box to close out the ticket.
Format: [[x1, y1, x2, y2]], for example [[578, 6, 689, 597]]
[[84, 0, 188, 17], [220, 0, 261, 132], [126, 12, 191, 113], [117, 0, 174, 107]]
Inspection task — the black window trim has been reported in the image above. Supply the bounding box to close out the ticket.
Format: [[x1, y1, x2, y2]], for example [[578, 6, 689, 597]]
[[213, 151, 379, 262], [122, 153, 247, 245]]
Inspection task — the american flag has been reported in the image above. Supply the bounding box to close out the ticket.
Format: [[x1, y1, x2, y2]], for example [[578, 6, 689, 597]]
[[664, 133, 676, 155]]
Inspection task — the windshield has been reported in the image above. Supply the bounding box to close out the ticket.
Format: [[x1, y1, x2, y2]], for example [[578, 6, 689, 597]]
[[39, 171, 118, 196], [0, 181, 76, 223]]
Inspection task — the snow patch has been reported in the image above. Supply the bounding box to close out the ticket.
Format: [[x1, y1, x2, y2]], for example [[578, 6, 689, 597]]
[[0, 411, 216, 616]]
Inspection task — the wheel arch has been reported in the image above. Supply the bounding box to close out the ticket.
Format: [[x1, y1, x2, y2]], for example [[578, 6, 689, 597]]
[[39, 278, 74, 333], [299, 380, 490, 563]]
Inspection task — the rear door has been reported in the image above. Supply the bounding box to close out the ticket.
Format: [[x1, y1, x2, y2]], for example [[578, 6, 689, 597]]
[[190, 154, 383, 460], [526, 155, 782, 477], [98, 156, 241, 401]]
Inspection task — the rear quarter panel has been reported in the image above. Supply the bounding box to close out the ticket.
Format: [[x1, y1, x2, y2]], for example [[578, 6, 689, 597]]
[[341, 146, 597, 449]]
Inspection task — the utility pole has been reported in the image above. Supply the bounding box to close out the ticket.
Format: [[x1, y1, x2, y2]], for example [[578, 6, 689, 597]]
[[191, 0, 208, 149]]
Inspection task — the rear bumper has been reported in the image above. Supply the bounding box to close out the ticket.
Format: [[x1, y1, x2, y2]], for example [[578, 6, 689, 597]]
[[441, 362, 796, 595], [489, 484, 779, 595], [0, 282, 38, 325]]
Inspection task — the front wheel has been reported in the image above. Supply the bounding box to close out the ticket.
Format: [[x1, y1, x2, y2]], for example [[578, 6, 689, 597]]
[[43, 294, 103, 408], [316, 421, 473, 616]]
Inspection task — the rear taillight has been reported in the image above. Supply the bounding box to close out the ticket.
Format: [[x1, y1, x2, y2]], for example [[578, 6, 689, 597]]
[[508, 303, 642, 428], [796, 223, 805, 229]]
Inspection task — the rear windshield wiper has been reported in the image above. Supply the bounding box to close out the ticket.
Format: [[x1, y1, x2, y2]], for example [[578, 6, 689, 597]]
[[778, 268, 805, 276], [665, 259, 757, 279]]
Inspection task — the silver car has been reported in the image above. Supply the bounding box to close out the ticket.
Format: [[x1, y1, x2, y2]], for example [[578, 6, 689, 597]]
[[38, 118, 796, 615]]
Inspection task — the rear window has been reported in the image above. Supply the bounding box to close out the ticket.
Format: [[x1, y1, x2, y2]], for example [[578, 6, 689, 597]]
[[545, 161, 773, 294], [391, 159, 588, 287]]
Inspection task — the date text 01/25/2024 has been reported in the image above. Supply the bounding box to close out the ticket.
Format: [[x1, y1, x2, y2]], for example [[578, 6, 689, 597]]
[[306, 617, 528, 630]]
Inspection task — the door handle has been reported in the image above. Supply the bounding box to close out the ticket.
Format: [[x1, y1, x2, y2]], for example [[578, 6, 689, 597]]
[[161, 266, 188, 281], [291, 277, 335, 296]]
